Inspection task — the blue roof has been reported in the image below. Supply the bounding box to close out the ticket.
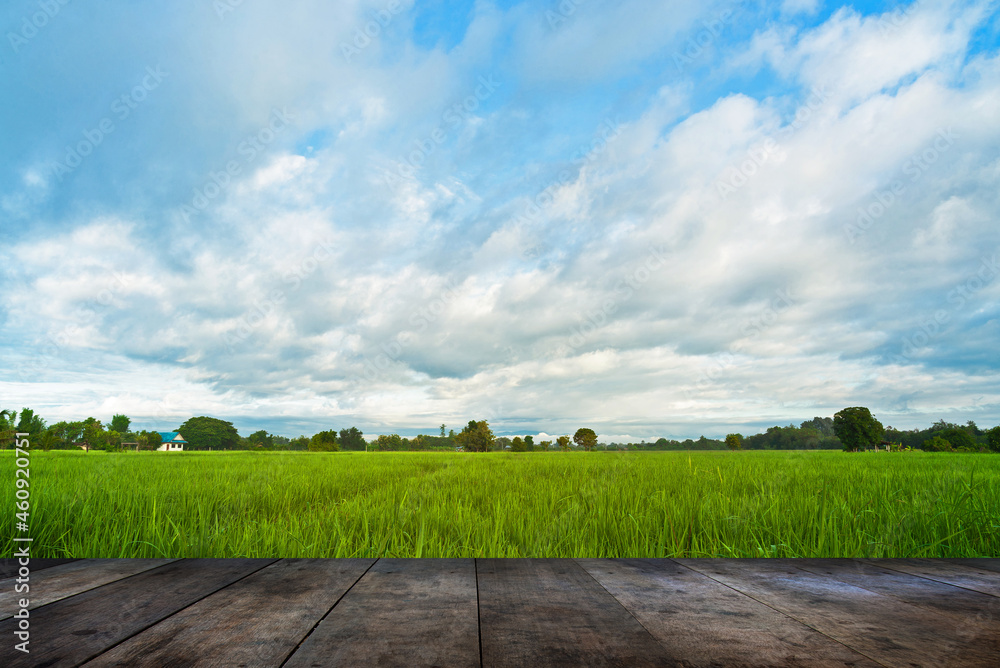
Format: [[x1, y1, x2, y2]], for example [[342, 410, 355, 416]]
[[156, 431, 186, 442]]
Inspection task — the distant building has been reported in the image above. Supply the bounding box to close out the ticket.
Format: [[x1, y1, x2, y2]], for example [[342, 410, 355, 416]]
[[156, 432, 187, 451]]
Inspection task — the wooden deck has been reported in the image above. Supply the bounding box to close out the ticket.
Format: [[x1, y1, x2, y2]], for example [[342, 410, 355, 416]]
[[1, 558, 998, 667]]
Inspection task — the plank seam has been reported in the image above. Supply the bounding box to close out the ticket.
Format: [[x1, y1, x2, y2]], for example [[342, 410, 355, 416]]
[[792, 560, 1000, 613], [78, 558, 279, 666], [862, 559, 1000, 599], [278, 557, 379, 668], [572, 558, 677, 660], [672, 560, 894, 668]]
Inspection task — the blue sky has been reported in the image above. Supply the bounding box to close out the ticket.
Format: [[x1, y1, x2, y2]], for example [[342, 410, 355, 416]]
[[2, 0, 999, 441]]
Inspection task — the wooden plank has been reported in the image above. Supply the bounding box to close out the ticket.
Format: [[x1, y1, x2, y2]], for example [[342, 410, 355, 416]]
[[940, 558, 1000, 575], [795, 559, 1000, 619], [0, 559, 176, 621], [478, 558, 673, 667], [0, 558, 275, 668], [0, 558, 79, 578], [284, 558, 479, 668], [869, 558, 1000, 597], [680, 559, 1000, 668], [579, 559, 882, 668], [82, 558, 374, 667]]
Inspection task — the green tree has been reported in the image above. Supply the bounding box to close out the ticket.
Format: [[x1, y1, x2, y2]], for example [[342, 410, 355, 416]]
[[339, 427, 366, 451], [374, 433, 403, 451], [987, 426, 1000, 453], [833, 407, 884, 452], [922, 435, 952, 452], [524, 435, 535, 452], [440, 424, 446, 437], [177, 416, 241, 450], [511, 436, 527, 452], [108, 414, 131, 434], [538, 439, 551, 451], [0, 408, 15, 447], [455, 420, 495, 452], [936, 427, 977, 452], [309, 430, 340, 451], [246, 429, 276, 449], [135, 430, 162, 451], [82, 418, 107, 451], [15, 408, 46, 438], [573, 428, 597, 451], [556, 435, 571, 451], [288, 435, 310, 450], [725, 433, 743, 450]]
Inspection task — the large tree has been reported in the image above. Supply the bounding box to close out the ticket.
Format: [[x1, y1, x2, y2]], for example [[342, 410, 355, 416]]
[[511, 436, 527, 452], [725, 433, 743, 450], [339, 427, 366, 451], [524, 435, 535, 452], [986, 426, 1000, 453], [309, 430, 340, 452], [573, 428, 598, 452], [455, 420, 495, 452], [833, 407, 884, 452], [177, 416, 241, 450], [15, 408, 46, 438], [108, 414, 131, 434], [556, 435, 571, 451]]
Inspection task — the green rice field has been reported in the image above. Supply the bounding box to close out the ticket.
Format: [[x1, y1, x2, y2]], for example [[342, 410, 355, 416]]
[[3, 450, 999, 559]]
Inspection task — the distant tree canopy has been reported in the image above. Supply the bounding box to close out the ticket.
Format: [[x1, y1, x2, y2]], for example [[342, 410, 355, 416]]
[[339, 427, 366, 451], [108, 414, 131, 434], [556, 435, 571, 451], [247, 429, 276, 449], [989, 427, 1000, 453], [178, 416, 241, 450], [511, 436, 527, 452], [309, 430, 340, 452], [833, 407, 884, 452], [455, 420, 495, 452], [725, 433, 743, 450], [524, 435, 535, 452], [573, 428, 598, 451]]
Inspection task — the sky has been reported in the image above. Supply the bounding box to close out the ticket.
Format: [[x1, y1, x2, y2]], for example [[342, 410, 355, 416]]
[[1, 0, 999, 442]]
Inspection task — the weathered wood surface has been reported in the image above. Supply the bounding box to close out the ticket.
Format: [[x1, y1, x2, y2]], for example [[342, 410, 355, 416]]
[[0, 559, 175, 621], [478, 558, 675, 667], [0, 558, 79, 578], [83, 558, 373, 668], [579, 558, 882, 668], [1, 558, 275, 668], [285, 558, 480, 668], [2, 558, 997, 667], [679, 558, 1000, 668], [868, 558, 1000, 597]]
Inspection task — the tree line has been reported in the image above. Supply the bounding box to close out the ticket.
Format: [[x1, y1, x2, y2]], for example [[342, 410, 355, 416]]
[[2, 406, 998, 453]]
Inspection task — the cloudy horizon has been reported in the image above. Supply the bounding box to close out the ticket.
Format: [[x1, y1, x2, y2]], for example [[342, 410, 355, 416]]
[[2, 0, 999, 441]]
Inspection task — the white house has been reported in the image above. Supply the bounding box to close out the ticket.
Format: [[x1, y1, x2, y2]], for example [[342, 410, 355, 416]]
[[156, 431, 187, 451]]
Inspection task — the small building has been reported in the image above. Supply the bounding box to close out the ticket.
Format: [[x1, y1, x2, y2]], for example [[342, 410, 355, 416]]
[[156, 432, 187, 451]]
